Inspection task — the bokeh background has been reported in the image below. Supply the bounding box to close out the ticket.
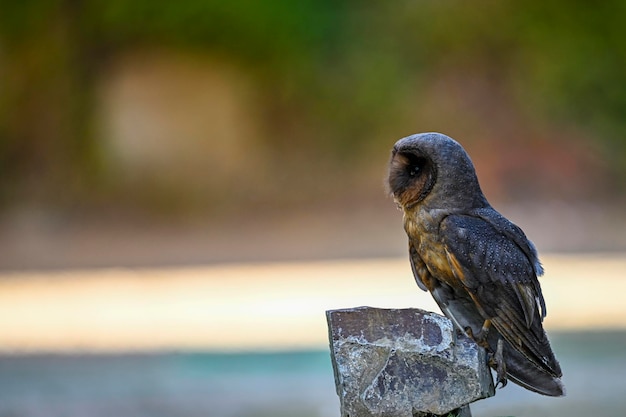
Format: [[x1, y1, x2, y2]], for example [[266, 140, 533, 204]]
[[1, 2, 626, 417]]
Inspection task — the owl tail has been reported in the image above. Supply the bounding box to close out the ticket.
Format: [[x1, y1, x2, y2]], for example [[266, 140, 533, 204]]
[[502, 340, 565, 397]]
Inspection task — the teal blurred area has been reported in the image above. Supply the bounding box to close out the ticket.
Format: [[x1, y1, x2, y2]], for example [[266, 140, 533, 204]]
[[0, 331, 625, 417]]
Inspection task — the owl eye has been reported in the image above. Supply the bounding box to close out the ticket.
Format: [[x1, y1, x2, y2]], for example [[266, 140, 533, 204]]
[[406, 155, 427, 178]]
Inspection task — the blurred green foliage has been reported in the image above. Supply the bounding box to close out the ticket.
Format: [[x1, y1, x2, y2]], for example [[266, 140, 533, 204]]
[[1, 1, 625, 211]]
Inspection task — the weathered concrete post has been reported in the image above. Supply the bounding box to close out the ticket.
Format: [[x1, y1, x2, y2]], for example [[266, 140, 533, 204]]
[[326, 307, 494, 417]]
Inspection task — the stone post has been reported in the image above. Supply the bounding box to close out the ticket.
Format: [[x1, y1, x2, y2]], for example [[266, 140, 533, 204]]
[[326, 307, 494, 417]]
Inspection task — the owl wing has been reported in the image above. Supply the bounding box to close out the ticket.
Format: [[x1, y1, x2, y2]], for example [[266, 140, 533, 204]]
[[439, 213, 561, 377]]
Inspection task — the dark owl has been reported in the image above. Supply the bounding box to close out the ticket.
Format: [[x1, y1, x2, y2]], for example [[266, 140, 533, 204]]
[[388, 132, 564, 396]]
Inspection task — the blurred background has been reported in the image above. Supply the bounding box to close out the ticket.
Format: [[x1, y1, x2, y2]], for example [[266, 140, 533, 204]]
[[1, 1, 626, 416]]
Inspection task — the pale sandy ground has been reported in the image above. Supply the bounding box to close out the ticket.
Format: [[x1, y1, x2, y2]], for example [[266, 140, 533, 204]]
[[0, 254, 624, 352]]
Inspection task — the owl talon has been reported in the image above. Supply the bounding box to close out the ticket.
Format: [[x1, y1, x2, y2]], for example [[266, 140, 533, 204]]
[[464, 319, 492, 349], [489, 338, 507, 389]]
